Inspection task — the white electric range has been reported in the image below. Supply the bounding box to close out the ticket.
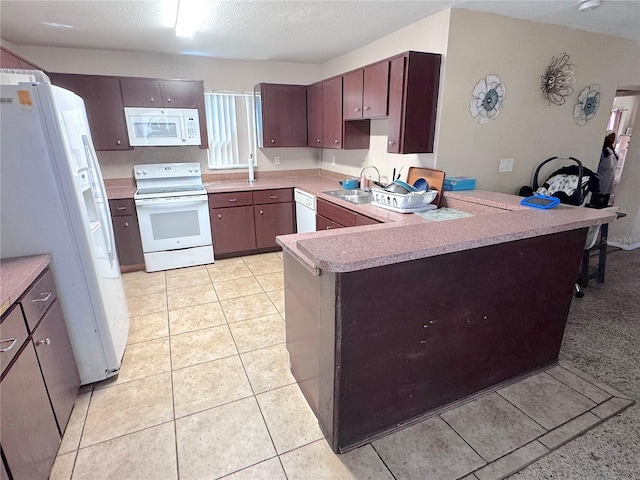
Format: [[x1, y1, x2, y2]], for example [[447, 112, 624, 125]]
[[133, 162, 214, 272]]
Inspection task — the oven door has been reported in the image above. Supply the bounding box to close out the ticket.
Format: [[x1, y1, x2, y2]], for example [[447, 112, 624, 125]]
[[135, 195, 212, 253]]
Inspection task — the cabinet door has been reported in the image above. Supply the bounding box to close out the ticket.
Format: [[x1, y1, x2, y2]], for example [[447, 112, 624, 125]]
[[343, 70, 363, 120], [363, 61, 389, 118], [387, 56, 406, 154], [307, 83, 323, 147], [387, 52, 441, 154], [258, 84, 307, 147], [316, 214, 344, 231], [211, 206, 256, 255], [120, 77, 163, 107], [112, 215, 145, 266], [1, 344, 60, 480], [322, 77, 343, 149], [49, 74, 131, 150], [355, 214, 381, 226], [33, 300, 80, 435], [254, 203, 294, 249], [160, 80, 197, 107]]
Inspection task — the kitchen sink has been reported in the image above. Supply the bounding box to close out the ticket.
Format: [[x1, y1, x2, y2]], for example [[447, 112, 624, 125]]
[[323, 189, 371, 205]]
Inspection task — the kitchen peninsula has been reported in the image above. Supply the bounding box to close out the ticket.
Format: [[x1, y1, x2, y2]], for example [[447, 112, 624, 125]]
[[276, 189, 615, 453]]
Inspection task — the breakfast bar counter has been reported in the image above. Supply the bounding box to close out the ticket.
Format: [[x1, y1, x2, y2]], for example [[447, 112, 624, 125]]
[[276, 190, 615, 453]]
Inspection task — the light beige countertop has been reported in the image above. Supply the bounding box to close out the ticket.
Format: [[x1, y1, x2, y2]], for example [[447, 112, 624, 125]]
[[1, 254, 51, 315]]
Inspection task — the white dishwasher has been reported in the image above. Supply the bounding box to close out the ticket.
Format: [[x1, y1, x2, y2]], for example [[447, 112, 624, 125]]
[[294, 188, 317, 233]]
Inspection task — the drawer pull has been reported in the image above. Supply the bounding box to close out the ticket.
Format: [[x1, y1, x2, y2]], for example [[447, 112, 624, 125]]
[[269, 195, 278, 199], [259, 210, 264, 215], [36, 338, 51, 346], [117, 206, 127, 210], [117, 140, 122, 145], [32, 292, 52, 303], [124, 221, 129, 227], [0, 338, 18, 352], [228, 199, 238, 203], [218, 214, 222, 219]]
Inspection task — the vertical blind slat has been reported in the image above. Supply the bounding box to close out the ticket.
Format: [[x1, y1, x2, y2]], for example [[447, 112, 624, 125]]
[[205, 92, 254, 169]]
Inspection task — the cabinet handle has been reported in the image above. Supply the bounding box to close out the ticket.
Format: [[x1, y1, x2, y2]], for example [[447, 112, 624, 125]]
[[388, 140, 395, 146], [364, 106, 370, 110], [326, 226, 331, 230], [354, 107, 360, 112], [167, 98, 171, 103], [32, 292, 52, 303], [117, 206, 127, 210], [150, 97, 155, 102], [117, 140, 122, 145], [316, 139, 321, 143], [270, 139, 276, 144], [269, 195, 278, 199], [124, 221, 129, 227], [334, 139, 339, 144], [259, 210, 264, 215], [35, 338, 51, 346], [0, 338, 18, 352], [218, 214, 222, 219], [228, 198, 237, 203]]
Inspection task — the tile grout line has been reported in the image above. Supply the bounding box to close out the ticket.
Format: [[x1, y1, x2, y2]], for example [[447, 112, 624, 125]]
[[165, 279, 182, 480], [369, 443, 399, 480], [438, 414, 488, 468]]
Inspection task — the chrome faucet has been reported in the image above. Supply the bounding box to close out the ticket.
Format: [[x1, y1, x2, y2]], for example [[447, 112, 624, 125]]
[[359, 165, 380, 191]]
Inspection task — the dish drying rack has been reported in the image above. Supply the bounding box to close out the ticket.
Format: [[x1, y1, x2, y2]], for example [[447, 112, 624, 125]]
[[370, 188, 438, 213]]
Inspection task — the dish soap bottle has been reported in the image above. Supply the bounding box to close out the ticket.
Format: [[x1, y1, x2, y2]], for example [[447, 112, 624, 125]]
[[360, 171, 367, 191]]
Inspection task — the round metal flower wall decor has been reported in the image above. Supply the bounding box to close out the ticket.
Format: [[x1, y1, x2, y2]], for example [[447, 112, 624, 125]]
[[540, 52, 575, 106], [574, 85, 601, 126], [470, 75, 506, 124]]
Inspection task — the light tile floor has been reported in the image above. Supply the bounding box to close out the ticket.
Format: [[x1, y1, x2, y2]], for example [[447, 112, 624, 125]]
[[50, 252, 634, 480]]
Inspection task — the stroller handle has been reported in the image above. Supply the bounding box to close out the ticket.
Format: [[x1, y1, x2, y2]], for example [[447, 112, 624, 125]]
[[532, 156, 584, 205]]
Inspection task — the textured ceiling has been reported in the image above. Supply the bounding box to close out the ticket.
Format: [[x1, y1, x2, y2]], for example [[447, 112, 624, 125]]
[[1, 1, 638, 63]]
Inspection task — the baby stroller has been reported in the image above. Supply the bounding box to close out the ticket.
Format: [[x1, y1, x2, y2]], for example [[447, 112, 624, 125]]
[[518, 156, 600, 206], [519, 156, 602, 298]]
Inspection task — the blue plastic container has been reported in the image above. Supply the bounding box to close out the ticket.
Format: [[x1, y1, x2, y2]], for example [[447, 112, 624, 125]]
[[443, 177, 476, 191]]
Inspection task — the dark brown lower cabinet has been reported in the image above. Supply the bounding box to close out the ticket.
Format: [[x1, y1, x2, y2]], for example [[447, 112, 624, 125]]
[[1, 267, 79, 480], [1, 342, 61, 480], [33, 301, 81, 433], [109, 199, 144, 269], [210, 205, 257, 255], [209, 189, 294, 257], [254, 202, 295, 249], [316, 214, 345, 231]]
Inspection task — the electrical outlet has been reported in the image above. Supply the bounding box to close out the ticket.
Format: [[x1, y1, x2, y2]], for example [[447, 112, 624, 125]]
[[499, 158, 514, 173], [331, 156, 336, 166], [274, 156, 280, 165]]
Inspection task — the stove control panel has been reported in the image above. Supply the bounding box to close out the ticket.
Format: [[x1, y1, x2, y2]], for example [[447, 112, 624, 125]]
[[134, 163, 201, 180]]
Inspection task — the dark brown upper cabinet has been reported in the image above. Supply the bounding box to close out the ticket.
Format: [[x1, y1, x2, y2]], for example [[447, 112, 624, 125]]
[[307, 82, 323, 147], [120, 78, 198, 108], [343, 62, 389, 121], [387, 51, 441, 154], [0, 46, 43, 71], [49, 73, 131, 151], [255, 83, 307, 148], [322, 77, 343, 149]]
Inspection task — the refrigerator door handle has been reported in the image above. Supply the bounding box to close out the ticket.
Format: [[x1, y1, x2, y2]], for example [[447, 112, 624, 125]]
[[82, 135, 116, 267]]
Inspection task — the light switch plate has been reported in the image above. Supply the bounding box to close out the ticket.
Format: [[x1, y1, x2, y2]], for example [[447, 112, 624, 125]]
[[274, 156, 280, 165]]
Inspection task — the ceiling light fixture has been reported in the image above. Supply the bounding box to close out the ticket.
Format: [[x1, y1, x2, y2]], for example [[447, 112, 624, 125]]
[[578, 0, 602, 11], [175, 0, 200, 38]]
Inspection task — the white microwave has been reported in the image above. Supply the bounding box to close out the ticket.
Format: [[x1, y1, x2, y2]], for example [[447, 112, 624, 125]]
[[124, 107, 201, 146]]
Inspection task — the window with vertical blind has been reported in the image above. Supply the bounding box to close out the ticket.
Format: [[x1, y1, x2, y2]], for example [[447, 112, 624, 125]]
[[204, 92, 255, 169]]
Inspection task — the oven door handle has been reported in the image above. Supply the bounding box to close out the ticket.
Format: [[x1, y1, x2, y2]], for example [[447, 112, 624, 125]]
[[135, 196, 208, 207]]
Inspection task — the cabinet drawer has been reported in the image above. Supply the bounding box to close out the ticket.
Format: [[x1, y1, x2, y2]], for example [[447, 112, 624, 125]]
[[109, 198, 136, 216], [1, 306, 29, 375], [316, 214, 345, 231], [253, 188, 292, 205], [21, 269, 57, 332], [317, 198, 357, 227], [208, 191, 253, 209]]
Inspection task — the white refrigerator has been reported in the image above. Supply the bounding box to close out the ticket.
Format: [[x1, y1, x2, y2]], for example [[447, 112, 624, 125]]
[[0, 75, 129, 385]]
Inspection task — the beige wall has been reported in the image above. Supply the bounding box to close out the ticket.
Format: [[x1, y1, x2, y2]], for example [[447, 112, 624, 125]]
[[6, 43, 323, 179], [437, 9, 640, 194]]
